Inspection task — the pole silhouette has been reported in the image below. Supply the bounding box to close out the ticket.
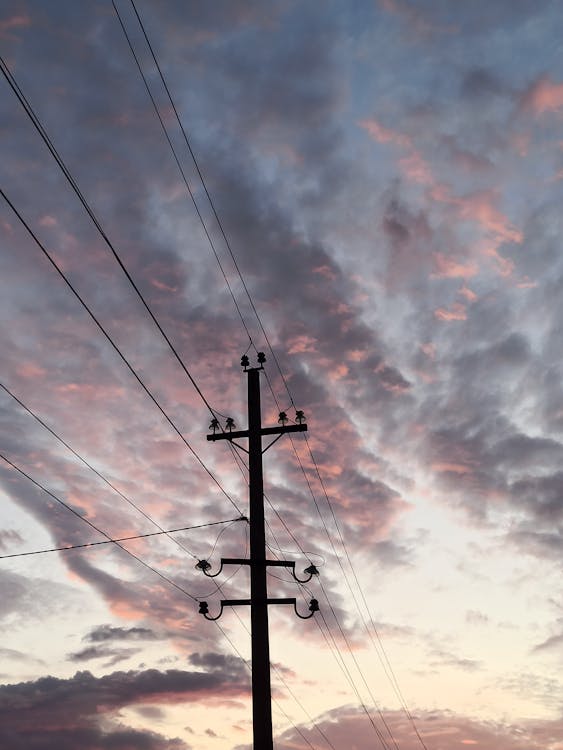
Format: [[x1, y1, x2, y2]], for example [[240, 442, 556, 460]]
[[197, 353, 319, 750]]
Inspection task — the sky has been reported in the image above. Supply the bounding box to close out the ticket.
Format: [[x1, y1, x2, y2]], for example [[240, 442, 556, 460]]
[[1, 1, 563, 749]]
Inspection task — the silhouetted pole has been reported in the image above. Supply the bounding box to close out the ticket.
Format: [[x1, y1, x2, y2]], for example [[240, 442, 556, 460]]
[[247, 365, 273, 750], [199, 353, 318, 750]]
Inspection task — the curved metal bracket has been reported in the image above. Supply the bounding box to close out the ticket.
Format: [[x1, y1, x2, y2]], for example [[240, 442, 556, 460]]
[[294, 598, 319, 620], [292, 564, 320, 584], [198, 601, 224, 621], [195, 559, 224, 578]]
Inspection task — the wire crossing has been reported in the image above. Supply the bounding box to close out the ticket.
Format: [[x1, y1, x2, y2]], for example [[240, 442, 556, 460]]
[[0, 520, 240, 560], [0, 452, 199, 601], [0, 187, 243, 517]]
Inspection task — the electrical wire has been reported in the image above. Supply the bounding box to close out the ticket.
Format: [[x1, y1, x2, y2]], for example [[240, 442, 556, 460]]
[[316, 605, 392, 750], [0, 380, 202, 560], [206, 518, 236, 560], [264, 533, 393, 750], [300, 430, 429, 748], [0, 187, 243, 518], [318, 579, 398, 750], [0, 452, 200, 601], [0, 54, 226, 428], [0, 382, 251, 601], [0, 519, 239, 560], [111, 0, 255, 351], [0, 50, 250, 510]]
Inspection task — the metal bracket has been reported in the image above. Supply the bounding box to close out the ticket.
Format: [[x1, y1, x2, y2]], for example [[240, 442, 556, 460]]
[[197, 557, 319, 583], [198, 596, 319, 621]]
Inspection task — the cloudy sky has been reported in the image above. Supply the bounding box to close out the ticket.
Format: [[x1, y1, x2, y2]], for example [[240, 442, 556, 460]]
[[2, 1, 563, 749]]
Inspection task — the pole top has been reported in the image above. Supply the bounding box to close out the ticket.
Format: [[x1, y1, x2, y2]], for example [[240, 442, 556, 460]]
[[241, 352, 266, 371]]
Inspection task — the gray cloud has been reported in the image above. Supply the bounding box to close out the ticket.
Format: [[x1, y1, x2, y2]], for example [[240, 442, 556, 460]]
[[85, 624, 162, 642], [0, 665, 249, 748]]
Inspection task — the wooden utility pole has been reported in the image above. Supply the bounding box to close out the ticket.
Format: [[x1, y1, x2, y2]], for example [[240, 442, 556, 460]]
[[197, 353, 319, 750]]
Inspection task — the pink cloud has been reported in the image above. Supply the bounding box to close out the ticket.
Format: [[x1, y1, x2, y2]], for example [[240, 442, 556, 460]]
[[277, 706, 561, 750], [482, 245, 515, 277], [420, 343, 436, 359], [348, 349, 367, 362], [521, 75, 563, 115], [38, 215, 58, 228], [434, 303, 467, 321], [358, 118, 411, 149], [328, 363, 349, 381], [399, 151, 434, 184], [0, 14, 30, 36], [458, 284, 477, 301], [150, 278, 179, 293], [443, 190, 522, 245], [16, 361, 47, 379], [428, 187, 522, 278], [432, 252, 478, 279], [432, 462, 472, 475], [287, 334, 317, 354], [379, 0, 457, 35], [312, 264, 338, 281]]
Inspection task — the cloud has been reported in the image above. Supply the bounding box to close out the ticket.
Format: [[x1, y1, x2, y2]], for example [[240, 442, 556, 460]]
[[67, 645, 142, 666], [0, 14, 31, 38], [465, 610, 490, 626], [0, 664, 249, 748], [0, 528, 23, 551], [274, 704, 563, 750], [358, 118, 412, 149], [84, 624, 162, 642], [520, 75, 563, 115], [532, 632, 563, 654], [429, 648, 483, 672]]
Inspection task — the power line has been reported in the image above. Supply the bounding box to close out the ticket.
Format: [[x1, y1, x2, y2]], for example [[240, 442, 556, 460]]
[[264, 536, 395, 750], [118, 0, 298, 415], [318, 579, 398, 750], [0, 519, 240, 560], [0, 54, 224, 427], [301, 430, 429, 747], [0, 452, 200, 601], [2, 46, 255, 504], [0, 381, 250, 601], [265, 526, 395, 750], [1, 380, 200, 560], [1, 47, 252, 526], [0, 187, 243, 517], [111, 0, 255, 351]]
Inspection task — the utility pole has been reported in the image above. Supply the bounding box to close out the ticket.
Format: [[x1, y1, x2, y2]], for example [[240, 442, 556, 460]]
[[196, 353, 319, 750]]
